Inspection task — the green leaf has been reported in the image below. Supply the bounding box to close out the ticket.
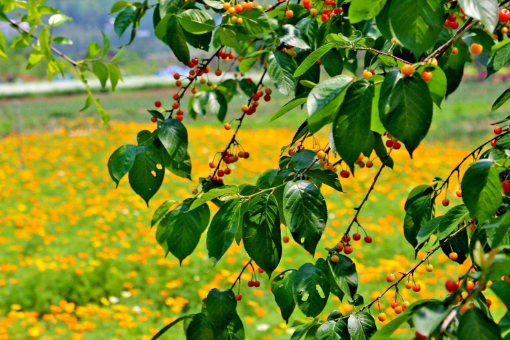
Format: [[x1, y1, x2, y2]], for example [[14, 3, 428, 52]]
[[239, 50, 267, 73], [295, 18, 318, 47], [283, 180, 327, 255], [307, 75, 353, 134], [458, 0, 498, 33], [490, 281, 510, 308], [404, 190, 433, 248], [158, 119, 189, 163], [327, 255, 358, 300], [128, 145, 165, 206], [332, 80, 374, 172], [108, 64, 122, 91], [190, 185, 239, 210], [270, 95, 307, 122], [268, 51, 298, 96], [485, 213, 510, 248], [294, 43, 336, 77], [492, 87, 510, 112], [379, 71, 433, 157], [87, 41, 101, 59], [373, 133, 394, 169], [271, 269, 297, 323], [186, 313, 214, 340], [437, 205, 469, 240], [114, 5, 137, 37], [183, 30, 212, 51], [92, 62, 109, 89], [349, 0, 389, 24], [347, 312, 377, 340], [458, 308, 502, 340], [321, 49, 344, 77], [108, 145, 137, 187], [151, 314, 192, 340], [412, 302, 449, 337], [178, 9, 215, 34], [426, 66, 447, 107], [111, 1, 129, 14], [204, 289, 237, 331], [315, 320, 349, 340], [156, 200, 210, 263], [236, 8, 272, 40], [217, 313, 244, 340], [389, 0, 444, 55], [218, 24, 239, 49], [243, 193, 282, 276], [461, 160, 502, 223], [416, 216, 443, 247], [488, 41, 510, 76], [207, 199, 242, 265], [293, 260, 330, 317], [48, 14, 71, 27], [166, 15, 190, 64], [307, 168, 343, 192], [151, 200, 176, 227], [280, 25, 310, 50]]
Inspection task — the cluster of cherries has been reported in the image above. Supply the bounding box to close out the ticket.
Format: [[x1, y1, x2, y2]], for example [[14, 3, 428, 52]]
[[331, 233, 372, 259], [443, 13, 463, 29], [223, 1, 254, 24], [208, 149, 250, 182]]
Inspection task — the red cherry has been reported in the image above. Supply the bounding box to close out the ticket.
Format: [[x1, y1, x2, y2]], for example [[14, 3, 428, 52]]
[[450, 21, 459, 29], [244, 152, 250, 159], [151, 116, 158, 123], [386, 140, 393, 148], [248, 281, 254, 287], [393, 142, 401, 150], [340, 170, 350, 178], [344, 244, 353, 254], [448, 14, 457, 22], [218, 170, 225, 177], [445, 279, 459, 293], [343, 235, 351, 243], [491, 139, 497, 147], [224, 168, 231, 175], [254, 281, 260, 287], [364, 236, 372, 243], [235, 294, 242, 301], [353, 233, 361, 241], [412, 284, 421, 292], [155, 100, 162, 108], [494, 126, 503, 135], [500, 8, 510, 22], [503, 180, 510, 193]]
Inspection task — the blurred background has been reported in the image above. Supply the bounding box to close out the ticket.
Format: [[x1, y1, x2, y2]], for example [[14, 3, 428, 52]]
[[1, 1, 510, 340]]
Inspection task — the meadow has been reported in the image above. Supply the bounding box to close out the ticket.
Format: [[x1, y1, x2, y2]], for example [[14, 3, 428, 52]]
[[0, 75, 510, 340]]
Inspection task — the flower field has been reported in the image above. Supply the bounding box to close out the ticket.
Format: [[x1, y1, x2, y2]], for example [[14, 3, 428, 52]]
[[0, 119, 503, 339]]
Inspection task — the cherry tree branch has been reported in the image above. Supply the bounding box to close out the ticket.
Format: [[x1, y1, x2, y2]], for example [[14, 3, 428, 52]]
[[230, 259, 254, 289], [357, 222, 470, 313], [355, 47, 412, 65], [8, 19, 82, 68]]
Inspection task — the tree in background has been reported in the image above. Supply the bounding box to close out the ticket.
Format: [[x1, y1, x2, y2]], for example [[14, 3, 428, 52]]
[[3, 0, 510, 339]]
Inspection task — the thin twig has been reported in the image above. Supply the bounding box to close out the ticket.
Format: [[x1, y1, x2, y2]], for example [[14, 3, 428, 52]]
[[230, 259, 253, 289]]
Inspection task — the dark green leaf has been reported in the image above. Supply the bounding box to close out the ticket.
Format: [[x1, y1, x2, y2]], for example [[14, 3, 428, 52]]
[[437, 205, 469, 240], [307, 75, 353, 134], [307, 168, 343, 192], [293, 260, 330, 317], [283, 180, 327, 255], [294, 43, 336, 77], [236, 8, 272, 40], [239, 50, 267, 74], [271, 269, 297, 323], [321, 49, 344, 77], [462, 160, 502, 223], [416, 216, 443, 247], [178, 9, 215, 34], [315, 320, 349, 340], [207, 199, 242, 265], [268, 51, 298, 95], [492, 87, 510, 112], [129, 145, 165, 205], [332, 80, 374, 172], [379, 71, 433, 157], [166, 15, 190, 64], [151, 200, 176, 227], [412, 302, 449, 337], [108, 144, 136, 186], [458, 308, 502, 340], [243, 193, 282, 276], [328, 255, 358, 300], [114, 6, 137, 37], [270, 95, 308, 122], [389, 0, 444, 55], [151, 314, 192, 340], [156, 201, 210, 263], [158, 118, 189, 163], [347, 312, 377, 340], [205, 289, 237, 331], [190, 185, 239, 210], [186, 313, 214, 340]]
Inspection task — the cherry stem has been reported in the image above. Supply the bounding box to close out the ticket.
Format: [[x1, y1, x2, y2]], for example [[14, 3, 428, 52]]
[[230, 259, 254, 290]]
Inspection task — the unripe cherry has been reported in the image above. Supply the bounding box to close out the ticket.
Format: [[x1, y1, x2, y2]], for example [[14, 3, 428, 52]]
[[331, 255, 340, 263], [494, 125, 503, 135], [412, 284, 421, 292], [285, 10, 294, 18], [224, 123, 232, 130], [449, 252, 458, 261], [425, 264, 433, 272], [421, 70, 433, 82], [470, 43, 483, 55], [401, 64, 415, 77], [386, 273, 395, 283], [377, 313, 387, 322], [405, 281, 413, 289]]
